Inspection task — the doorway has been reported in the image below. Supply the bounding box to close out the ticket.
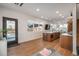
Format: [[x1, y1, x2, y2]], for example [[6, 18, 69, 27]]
[[3, 17, 18, 47]]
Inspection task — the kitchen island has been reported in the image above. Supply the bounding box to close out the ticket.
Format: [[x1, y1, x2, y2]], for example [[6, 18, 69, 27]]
[[43, 31, 60, 42]]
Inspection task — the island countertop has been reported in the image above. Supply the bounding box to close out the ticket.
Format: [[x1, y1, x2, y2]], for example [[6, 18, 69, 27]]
[[43, 30, 60, 33]]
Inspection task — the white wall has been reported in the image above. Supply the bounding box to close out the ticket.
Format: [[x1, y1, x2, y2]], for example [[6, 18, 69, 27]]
[[0, 7, 47, 43]]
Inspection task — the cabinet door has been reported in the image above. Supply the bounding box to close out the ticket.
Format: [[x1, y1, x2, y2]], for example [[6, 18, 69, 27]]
[[43, 33, 47, 41], [68, 22, 72, 32], [77, 19, 79, 47], [60, 35, 72, 51]]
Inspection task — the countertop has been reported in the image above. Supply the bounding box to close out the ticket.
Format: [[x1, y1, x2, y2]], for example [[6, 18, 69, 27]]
[[61, 33, 72, 36]]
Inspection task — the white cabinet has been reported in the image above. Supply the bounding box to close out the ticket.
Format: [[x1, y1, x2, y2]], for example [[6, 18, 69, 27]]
[[0, 39, 7, 56]]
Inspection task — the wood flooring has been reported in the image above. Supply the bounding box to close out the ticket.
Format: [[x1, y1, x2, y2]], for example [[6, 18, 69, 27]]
[[7, 38, 73, 56]]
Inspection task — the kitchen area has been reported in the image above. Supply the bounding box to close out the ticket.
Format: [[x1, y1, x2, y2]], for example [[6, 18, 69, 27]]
[[43, 15, 73, 51]]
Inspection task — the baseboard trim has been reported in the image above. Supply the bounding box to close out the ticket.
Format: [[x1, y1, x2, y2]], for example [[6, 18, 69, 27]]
[[19, 37, 42, 44]]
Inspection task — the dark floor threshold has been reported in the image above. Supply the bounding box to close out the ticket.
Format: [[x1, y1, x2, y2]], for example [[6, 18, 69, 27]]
[[77, 47, 79, 55], [7, 43, 19, 48]]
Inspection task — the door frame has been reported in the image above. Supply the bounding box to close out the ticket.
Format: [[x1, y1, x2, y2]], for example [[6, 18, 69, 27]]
[[3, 17, 18, 45]]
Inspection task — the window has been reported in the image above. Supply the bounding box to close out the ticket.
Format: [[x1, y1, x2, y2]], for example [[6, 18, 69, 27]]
[[50, 24, 67, 33], [27, 20, 44, 32]]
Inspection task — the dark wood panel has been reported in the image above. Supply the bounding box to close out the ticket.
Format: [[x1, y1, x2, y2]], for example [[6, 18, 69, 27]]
[[67, 20, 72, 32], [77, 19, 79, 48], [60, 35, 72, 51], [43, 32, 60, 42]]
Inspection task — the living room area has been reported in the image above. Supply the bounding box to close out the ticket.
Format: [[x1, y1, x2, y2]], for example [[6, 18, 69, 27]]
[[0, 3, 77, 56]]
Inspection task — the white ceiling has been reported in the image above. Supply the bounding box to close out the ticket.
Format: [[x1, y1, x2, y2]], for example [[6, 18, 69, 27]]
[[0, 3, 75, 24]]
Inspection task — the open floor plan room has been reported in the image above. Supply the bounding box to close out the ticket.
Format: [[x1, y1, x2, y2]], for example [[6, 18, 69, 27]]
[[0, 3, 77, 56]]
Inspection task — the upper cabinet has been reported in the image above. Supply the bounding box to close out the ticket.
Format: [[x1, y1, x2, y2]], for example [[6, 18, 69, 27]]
[[67, 17, 72, 32]]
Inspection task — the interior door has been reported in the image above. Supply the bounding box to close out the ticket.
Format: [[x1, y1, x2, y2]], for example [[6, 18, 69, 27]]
[[3, 17, 18, 46]]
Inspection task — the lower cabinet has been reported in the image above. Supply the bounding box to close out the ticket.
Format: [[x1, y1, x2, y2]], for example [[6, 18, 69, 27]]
[[0, 39, 7, 56], [60, 35, 72, 51], [43, 32, 60, 42]]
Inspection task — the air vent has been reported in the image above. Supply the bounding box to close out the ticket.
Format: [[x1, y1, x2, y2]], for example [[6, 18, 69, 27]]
[[14, 3, 23, 6]]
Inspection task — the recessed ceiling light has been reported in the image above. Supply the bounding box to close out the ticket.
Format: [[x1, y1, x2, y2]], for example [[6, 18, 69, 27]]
[[62, 16, 64, 18], [41, 16, 44, 18], [36, 8, 40, 12], [56, 11, 59, 14], [59, 14, 62, 16]]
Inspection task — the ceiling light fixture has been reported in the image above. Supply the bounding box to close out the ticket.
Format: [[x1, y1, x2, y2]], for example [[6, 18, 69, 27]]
[[56, 11, 59, 14], [59, 14, 62, 16], [36, 8, 40, 12], [62, 16, 64, 18]]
